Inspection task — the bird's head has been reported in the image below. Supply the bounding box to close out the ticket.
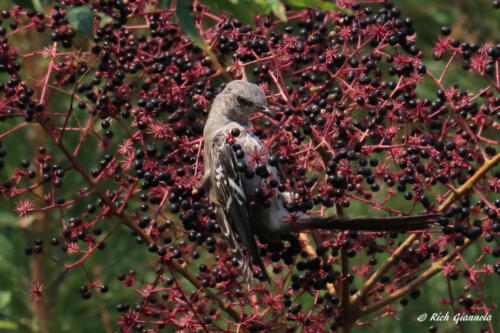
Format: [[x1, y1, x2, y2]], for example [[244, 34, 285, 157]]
[[215, 80, 274, 123]]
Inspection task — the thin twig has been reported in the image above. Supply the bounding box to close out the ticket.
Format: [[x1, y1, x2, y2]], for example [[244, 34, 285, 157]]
[[438, 153, 500, 212], [446, 277, 464, 333], [350, 234, 418, 308]]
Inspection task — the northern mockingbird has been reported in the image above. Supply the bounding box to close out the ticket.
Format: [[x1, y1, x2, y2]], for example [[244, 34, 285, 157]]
[[199, 80, 437, 282]]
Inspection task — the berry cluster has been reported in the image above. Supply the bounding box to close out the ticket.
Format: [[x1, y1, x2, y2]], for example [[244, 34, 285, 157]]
[[0, 0, 499, 331]]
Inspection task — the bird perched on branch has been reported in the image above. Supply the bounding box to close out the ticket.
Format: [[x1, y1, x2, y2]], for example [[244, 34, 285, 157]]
[[198, 80, 437, 282]]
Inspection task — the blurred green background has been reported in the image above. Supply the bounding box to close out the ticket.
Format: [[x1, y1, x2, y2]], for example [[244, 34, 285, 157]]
[[0, 0, 499, 332]]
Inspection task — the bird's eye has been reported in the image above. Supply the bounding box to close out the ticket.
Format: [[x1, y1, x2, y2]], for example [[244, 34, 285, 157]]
[[237, 96, 253, 107]]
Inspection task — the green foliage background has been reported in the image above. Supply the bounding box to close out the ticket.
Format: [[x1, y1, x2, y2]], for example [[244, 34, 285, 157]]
[[0, 0, 499, 332]]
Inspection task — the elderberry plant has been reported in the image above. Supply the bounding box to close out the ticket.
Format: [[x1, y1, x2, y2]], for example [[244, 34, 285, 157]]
[[0, 0, 499, 332]]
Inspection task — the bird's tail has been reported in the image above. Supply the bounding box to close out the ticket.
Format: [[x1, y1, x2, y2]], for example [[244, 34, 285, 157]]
[[216, 207, 269, 284], [235, 247, 269, 284], [240, 259, 254, 283], [284, 214, 439, 232]]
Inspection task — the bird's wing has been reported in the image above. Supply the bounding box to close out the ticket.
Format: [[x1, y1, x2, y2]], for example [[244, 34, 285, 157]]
[[211, 131, 269, 282]]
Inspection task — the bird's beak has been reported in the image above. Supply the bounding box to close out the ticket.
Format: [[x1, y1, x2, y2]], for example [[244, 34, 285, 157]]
[[258, 105, 276, 119]]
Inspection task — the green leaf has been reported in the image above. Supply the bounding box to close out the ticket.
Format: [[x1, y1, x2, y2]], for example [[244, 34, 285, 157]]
[[11, 0, 43, 12], [176, 0, 218, 54], [0, 320, 18, 330], [176, 0, 229, 79], [66, 7, 94, 38], [176, 0, 204, 48], [31, 0, 43, 12], [158, 0, 171, 8], [270, 0, 287, 21], [96, 13, 114, 28], [199, 0, 256, 25], [0, 210, 18, 228], [283, 0, 345, 12], [199, 0, 343, 25], [0, 291, 12, 309], [0, 233, 14, 260]]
